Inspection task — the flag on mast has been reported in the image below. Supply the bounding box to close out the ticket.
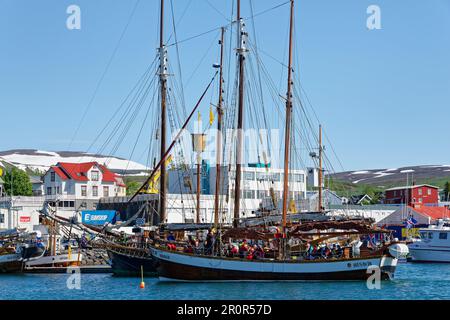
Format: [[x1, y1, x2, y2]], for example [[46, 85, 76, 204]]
[[209, 105, 214, 125]]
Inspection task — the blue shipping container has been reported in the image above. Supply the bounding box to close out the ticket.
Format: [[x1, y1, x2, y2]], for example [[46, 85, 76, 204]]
[[81, 210, 118, 225]]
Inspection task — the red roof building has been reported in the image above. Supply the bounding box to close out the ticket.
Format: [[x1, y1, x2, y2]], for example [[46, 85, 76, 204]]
[[43, 162, 127, 202]]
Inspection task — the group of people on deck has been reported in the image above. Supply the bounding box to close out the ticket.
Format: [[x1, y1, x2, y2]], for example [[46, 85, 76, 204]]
[[305, 242, 343, 260], [224, 240, 267, 260], [176, 229, 218, 255]]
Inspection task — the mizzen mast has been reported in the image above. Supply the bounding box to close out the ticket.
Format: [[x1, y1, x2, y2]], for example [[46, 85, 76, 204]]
[[233, 0, 248, 227], [281, 0, 295, 232], [159, 0, 168, 224]]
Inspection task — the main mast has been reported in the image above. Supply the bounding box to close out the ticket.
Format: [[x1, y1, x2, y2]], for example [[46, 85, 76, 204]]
[[233, 0, 247, 227], [214, 27, 225, 227], [281, 0, 295, 232], [159, 0, 168, 224]]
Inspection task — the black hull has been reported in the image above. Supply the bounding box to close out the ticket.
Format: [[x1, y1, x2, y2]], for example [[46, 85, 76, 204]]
[[21, 246, 45, 260], [156, 258, 395, 282], [0, 261, 23, 274], [107, 249, 157, 277]]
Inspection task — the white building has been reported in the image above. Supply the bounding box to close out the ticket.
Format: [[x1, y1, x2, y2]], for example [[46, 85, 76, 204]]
[[167, 165, 307, 215], [0, 196, 42, 232], [43, 162, 126, 211]]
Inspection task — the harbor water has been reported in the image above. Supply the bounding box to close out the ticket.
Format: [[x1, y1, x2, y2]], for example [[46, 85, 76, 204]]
[[0, 262, 449, 300]]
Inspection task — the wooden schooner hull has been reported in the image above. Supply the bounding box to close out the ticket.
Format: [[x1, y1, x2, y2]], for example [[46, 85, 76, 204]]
[[151, 247, 398, 282], [107, 248, 157, 277]]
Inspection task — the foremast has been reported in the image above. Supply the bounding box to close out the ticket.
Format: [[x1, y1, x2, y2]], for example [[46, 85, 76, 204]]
[[159, 0, 168, 224]]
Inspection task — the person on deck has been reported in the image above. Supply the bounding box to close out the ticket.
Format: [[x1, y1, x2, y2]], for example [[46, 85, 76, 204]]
[[167, 232, 175, 241]]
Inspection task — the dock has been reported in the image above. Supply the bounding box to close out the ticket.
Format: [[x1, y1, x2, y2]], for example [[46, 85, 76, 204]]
[[24, 265, 112, 274]]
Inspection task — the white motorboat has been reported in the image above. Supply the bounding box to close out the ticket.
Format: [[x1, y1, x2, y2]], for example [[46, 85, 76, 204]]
[[408, 219, 450, 262]]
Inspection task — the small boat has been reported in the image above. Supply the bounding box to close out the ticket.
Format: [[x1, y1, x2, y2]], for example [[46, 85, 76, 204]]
[[106, 244, 157, 277], [408, 219, 450, 262], [23, 226, 83, 271]]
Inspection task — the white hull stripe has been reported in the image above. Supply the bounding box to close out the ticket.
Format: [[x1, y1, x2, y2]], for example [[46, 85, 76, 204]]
[[152, 248, 392, 273]]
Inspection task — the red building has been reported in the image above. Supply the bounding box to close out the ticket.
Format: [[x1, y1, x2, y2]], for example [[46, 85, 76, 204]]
[[384, 184, 439, 207]]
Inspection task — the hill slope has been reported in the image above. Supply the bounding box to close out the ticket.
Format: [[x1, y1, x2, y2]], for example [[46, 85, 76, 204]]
[[0, 149, 149, 176], [330, 165, 450, 188]]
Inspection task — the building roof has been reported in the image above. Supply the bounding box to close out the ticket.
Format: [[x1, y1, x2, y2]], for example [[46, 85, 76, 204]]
[[29, 175, 43, 184], [350, 194, 372, 205], [411, 206, 450, 220], [385, 184, 439, 191], [50, 162, 118, 183]]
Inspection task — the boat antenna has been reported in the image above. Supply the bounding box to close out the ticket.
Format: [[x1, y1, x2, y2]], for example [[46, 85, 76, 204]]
[[233, 0, 248, 227], [214, 27, 226, 228], [159, 0, 168, 224], [281, 0, 295, 235]]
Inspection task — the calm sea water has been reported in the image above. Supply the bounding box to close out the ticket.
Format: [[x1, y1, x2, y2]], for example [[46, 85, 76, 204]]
[[0, 263, 449, 300]]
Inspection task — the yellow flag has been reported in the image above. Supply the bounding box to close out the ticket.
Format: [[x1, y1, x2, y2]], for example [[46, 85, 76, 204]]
[[209, 106, 214, 126], [0, 167, 3, 177], [289, 199, 297, 213]]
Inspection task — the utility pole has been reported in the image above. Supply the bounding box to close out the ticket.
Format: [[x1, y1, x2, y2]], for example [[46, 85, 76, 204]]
[[318, 124, 323, 212]]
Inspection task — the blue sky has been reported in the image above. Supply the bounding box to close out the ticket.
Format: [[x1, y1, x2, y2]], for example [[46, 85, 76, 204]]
[[0, 0, 449, 171]]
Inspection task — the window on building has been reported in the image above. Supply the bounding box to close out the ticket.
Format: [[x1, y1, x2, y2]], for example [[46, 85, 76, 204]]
[[81, 185, 87, 197], [51, 172, 55, 182], [419, 198, 423, 203], [418, 188, 423, 196], [92, 186, 98, 197], [47, 187, 52, 195], [439, 232, 448, 240], [393, 191, 397, 197], [428, 189, 432, 196], [257, 190, 268, 199], [69, 201, 75, 208], [0, 213, 4, 224], [91, 170, 99, 181], [56, 186, 60, 194], [243, 171, 255, 181], [243, 190, 255, 199], [103, 186, 109, 197], [428, 232, 434, 239], [256, 172, 267, 181]]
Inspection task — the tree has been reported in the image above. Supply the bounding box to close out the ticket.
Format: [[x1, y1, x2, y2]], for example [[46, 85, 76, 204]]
[[126, 181, 141, 196], [3, 167, 32, 196], [444, 181, 450, 201]]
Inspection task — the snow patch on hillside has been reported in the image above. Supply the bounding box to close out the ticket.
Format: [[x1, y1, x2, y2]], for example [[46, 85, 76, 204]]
[[0, 150, 149, 174]]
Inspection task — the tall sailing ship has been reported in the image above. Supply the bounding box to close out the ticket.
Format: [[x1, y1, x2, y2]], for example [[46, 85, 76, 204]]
[[98, 0, 409, 280]]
